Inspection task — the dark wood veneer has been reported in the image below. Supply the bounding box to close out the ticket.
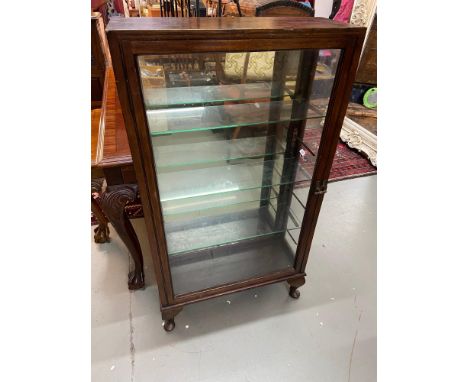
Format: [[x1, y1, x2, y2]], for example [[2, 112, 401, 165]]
[[107, 17, 365, 331]]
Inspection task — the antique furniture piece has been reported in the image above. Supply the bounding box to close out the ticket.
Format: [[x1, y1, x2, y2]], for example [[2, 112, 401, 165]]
[[340, 104, 377, 166], [92, 66, 145, 290], [91, 107, 110, 245], [91, 0, 311, 290], [354, 13, 376, 85], [237, 0, 312, 17], [255, 1, 314, 17], [91, 12, 111, 108], [91, 10, 142, 284], [157, 0, 209, 17], [341, 5, 377, 165], [349, 0, 377, 53], [106, 17, 364, 331]]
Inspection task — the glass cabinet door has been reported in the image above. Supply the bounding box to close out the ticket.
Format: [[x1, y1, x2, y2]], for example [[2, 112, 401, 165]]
[[137, 48, 341, 295]]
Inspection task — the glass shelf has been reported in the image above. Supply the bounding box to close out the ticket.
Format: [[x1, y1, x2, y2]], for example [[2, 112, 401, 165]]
[[157, 154, 312, 204], [153, 134, 288, 169], [146, 99, 324, 136], [143, 82, 290, 109], [161, 176, 310, 220], [162, 187, 275, 217], [164, 200, 302, 255], [135, 48, 343, 294]]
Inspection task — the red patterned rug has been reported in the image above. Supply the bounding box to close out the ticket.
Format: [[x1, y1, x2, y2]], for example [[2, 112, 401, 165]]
[[328, 141, 377, 181], [300, 128, 376, 182]]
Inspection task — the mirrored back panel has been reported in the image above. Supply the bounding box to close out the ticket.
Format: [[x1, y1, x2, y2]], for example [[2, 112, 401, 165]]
[[137, 48, 341, 295]]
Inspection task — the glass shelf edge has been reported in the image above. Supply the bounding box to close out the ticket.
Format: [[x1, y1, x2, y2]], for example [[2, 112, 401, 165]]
[[145, 94, 292, 111], [150, 116, 323, 137], [168, 230, 285, 257], [159, 164, 312, 204], [155, 147, 287, 170], [163, 195, 279, 218], [142, 82, 298, 110]]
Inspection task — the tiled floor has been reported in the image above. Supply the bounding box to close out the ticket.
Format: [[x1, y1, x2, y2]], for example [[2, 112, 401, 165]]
[[92, 175, 376, 382]]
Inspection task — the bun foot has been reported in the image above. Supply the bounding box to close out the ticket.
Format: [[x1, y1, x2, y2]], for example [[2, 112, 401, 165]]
[[289, 287, 301, 299], [287, 277, 305, 299], [163, 319, 175, 332], [161, 307, 182, 332]]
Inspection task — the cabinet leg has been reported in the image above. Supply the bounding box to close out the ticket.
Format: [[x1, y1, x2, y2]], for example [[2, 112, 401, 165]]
[[287, 276, 306, 299], [161, 306, 183, 332], [163, 319, 175, 332], [98, 184, 145, 290]]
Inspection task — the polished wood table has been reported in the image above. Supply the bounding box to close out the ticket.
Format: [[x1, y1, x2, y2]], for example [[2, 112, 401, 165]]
[[92, 67, 144, 290]]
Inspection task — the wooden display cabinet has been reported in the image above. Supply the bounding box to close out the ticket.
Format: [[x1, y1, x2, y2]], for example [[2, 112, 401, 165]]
[[107, 17, 365, 331]]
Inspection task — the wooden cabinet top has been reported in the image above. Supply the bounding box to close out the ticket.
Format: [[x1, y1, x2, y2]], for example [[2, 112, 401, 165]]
[[106, 16, 365, 37]]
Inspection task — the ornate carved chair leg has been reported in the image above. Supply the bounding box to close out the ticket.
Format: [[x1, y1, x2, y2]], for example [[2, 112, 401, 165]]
[[98, 184, 145, 290], [123, 212, 145, 290], [91, 197, 110, 243], [287, 276, 306, 299], [161, 306, 183, 332], [91, 178, 110, 243]]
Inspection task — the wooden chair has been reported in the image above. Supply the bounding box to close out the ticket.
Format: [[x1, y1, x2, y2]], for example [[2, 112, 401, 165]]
[[160, 0, 192, 16], [255, 0, 314, 17], [158, 0, 241, 17]]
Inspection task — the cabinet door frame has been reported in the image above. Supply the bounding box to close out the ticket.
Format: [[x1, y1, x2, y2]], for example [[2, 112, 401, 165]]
[[107, 19, 365, 307]]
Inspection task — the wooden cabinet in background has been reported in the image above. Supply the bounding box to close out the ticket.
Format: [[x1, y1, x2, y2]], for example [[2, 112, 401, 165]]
[[91, 12, 111, 109], [355, 13, 377, 85]]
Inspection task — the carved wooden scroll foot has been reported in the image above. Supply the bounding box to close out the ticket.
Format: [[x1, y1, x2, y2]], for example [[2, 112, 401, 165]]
[[98, 184, 145, 290], [91, 178, 110, 243]]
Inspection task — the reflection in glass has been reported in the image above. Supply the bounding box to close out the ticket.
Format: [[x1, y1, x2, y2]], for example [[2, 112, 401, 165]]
[[137, 49, 341, 295]]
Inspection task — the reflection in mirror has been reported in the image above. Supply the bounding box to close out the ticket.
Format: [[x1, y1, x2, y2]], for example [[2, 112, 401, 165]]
[[136, 49, 342, 295]]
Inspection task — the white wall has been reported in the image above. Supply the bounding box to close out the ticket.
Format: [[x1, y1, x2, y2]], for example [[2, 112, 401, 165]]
[[314, 0, 334, 18]]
